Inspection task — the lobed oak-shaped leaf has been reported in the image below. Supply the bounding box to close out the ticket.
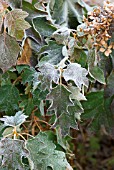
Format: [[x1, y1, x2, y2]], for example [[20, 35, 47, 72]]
[[26, 132, 73, 170], [39, 63, 60, 88], [63, 63, 89, 90], [0, 138, 29, 170], [46, 84, 73, 118], [0, 34, 20, 72], [4, 9, 31, 40], [0, 111, 28, 127], [54, 101, 83, 136]]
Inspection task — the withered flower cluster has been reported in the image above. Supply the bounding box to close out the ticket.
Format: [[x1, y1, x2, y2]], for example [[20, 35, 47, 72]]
[[83, 1, 114, 56]]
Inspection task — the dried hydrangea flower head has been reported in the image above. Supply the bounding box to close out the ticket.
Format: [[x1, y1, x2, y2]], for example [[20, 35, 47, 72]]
[[79, 0, 114, 56]]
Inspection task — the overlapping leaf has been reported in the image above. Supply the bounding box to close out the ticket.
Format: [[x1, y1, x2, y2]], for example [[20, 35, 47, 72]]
[[63, 63, 89, 90], [89, 66, 105, 84], [0, 138, 29, 170], [38, 40, 64, 65], [49, 0, 91, 26], [39, 63, 60, 88], [22, 0, 46, 24], [26, 132, 73, 170], [68, 85, 87, 101], [0, 85, 20, 114], [46, 84, 73, 117], [4, 9, 31, 40], [0, 34, 20, 72], [0, 111, 28, 127], [54, 101, 83, 136], [33, 17, 57, 38], [20, 66, 37, 85]]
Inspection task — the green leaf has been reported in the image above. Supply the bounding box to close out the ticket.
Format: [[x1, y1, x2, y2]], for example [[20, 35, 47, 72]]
[[16, 65, 30, 74], [38, 40, 64, 65], [33, 17, 57, 38], [21, 67, 36, 85], [52, 27, 70, 44], [54, 100, 83, 136], [68, 85, 86, 101], [89, 66, 105, 84], [22, 0, 46, 24], [0, 34, 20, 72], [0, 111, 28, 127], [39, 63, 60, 88], [26, 132, 73, 170], [69, 44, 87, 67], [82, 91, 114, 132], [19, 98, 34, 115], [4, 9, 31, 40], [46, 84, 73, 118], [49, 0, 91, 26], [63, 63, 89, 90], [0, 85, 20, 114], [0, 138, 29, 170]]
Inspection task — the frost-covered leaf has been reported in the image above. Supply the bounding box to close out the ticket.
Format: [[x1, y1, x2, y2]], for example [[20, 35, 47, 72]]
[[68, 39, 87, 67], [52, 27, 70, 44], [27, 132, 73, 170], [38, 40, 64, 65], [46, 85, 73, 117], [39, 63, 60, 88], [0, 85, 20, 114], [0, 111, 27, 127], [0, 34, 20, 72], [33, 17, 57, 38], [22, 0, 46, 24], [68, 85, 86, 101], [63, 63, 89, 90], [0, 138, 29, 170], [54, 101, 83, 136], [82, 91, 114, 132], [4, 9, 31, 40], [49, 0, 91, 26], [89, 66, 105, 84]]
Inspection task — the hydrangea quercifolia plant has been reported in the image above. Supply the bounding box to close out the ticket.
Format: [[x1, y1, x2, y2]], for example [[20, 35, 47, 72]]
[[0, 0, 114, 169]]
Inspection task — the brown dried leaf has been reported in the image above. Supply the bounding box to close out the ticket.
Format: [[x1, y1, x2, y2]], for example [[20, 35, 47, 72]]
[[17, 38, 32, 65], [100, 47, 105, 52], [104, 49, 112, 56]]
